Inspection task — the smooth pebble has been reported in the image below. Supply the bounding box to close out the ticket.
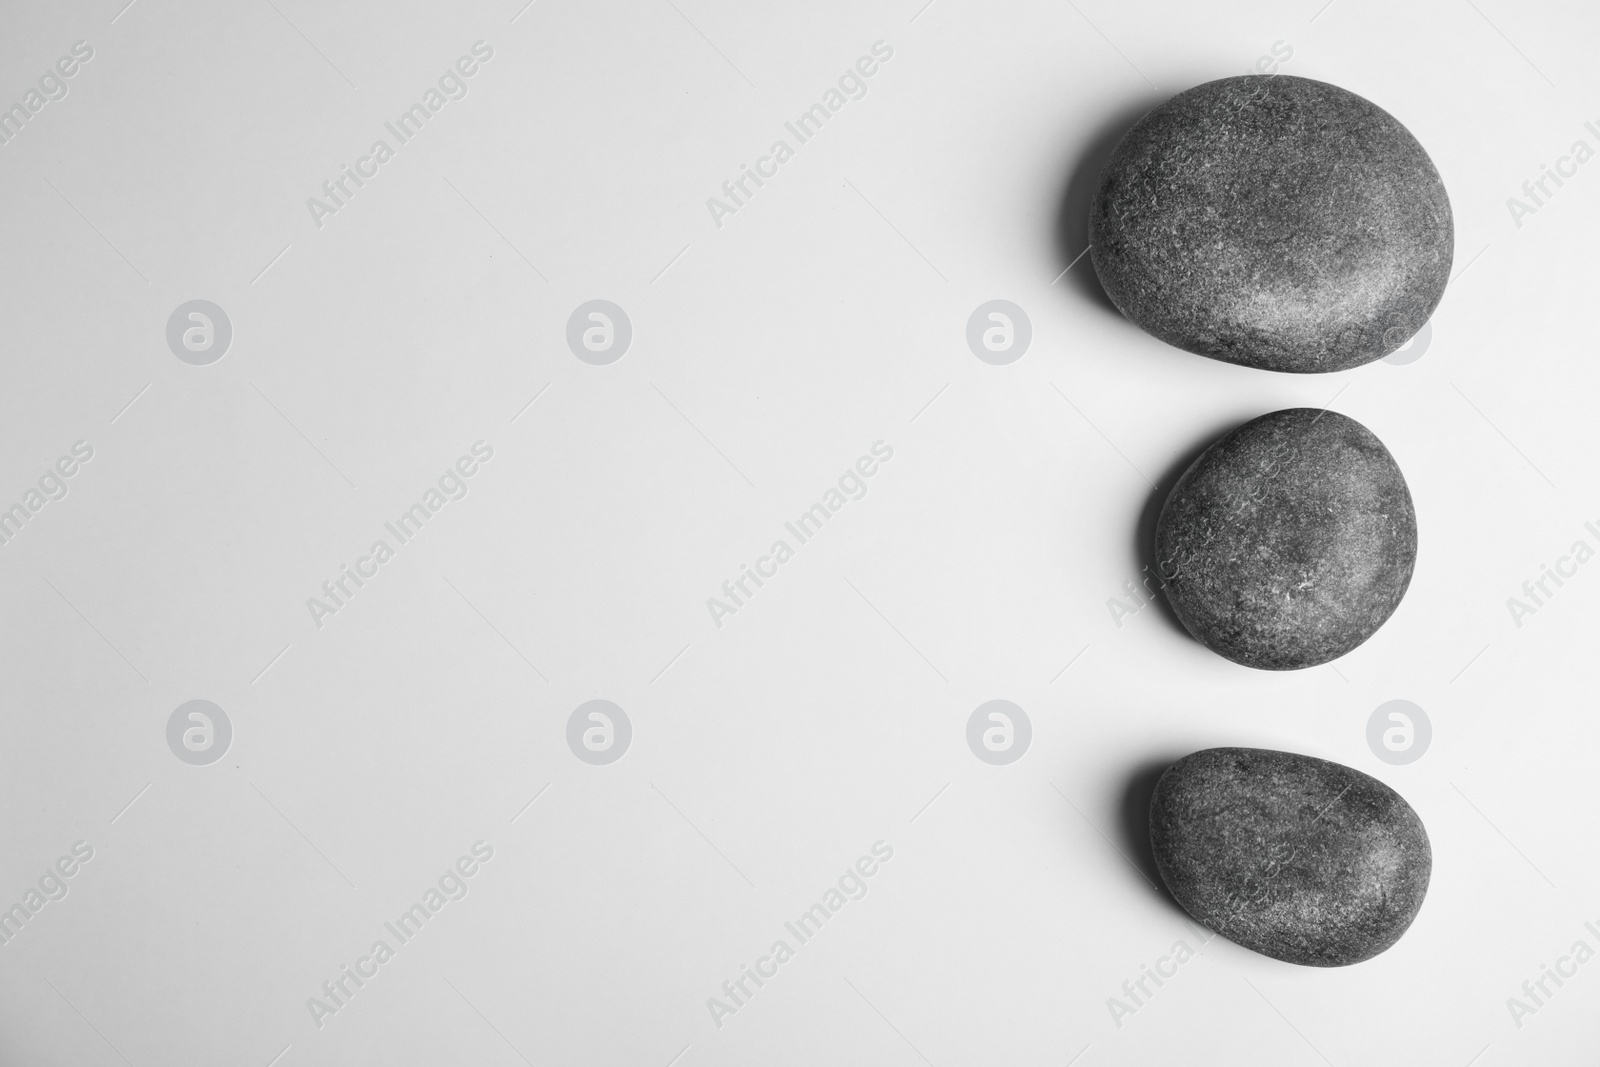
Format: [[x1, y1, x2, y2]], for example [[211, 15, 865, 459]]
[[1149, 747, 1432, 966], [1090, 75, 1453, 373], [1153, 407, 1417, 670]]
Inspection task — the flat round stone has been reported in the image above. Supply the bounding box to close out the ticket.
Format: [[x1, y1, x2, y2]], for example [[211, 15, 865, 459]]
[[1154, 408, 1416, 670], [1149, 747, 1432, 966], [1089, 75, 1453, 373]]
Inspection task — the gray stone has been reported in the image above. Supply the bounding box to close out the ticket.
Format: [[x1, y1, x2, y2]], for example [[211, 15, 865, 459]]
[[1089, 75, 1453, 373], [1149, 747, 1431, 966], [1154, 408, 1416, 670]]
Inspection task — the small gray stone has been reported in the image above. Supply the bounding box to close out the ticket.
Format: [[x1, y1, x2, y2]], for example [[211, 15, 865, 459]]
[[1149, 747, 1431, 966], [1089, 75, 1453, 373], [1154, 408, 1416, 670]]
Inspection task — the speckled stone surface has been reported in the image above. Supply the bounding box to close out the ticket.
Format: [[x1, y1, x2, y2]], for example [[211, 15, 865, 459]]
[[1149, 747, 1432, 967], [1089, 75, 1453, 373], [1154, 408, 1416, 669]]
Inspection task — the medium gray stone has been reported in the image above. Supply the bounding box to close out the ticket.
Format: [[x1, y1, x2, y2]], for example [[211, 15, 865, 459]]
[[1149, 747, 1431, 966], [1089, 75, 1453, 373], [1154, 408, 1416, 670]]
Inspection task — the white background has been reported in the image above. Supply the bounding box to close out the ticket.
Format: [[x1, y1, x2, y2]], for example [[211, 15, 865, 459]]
[[0, 0, 1596, 1063]]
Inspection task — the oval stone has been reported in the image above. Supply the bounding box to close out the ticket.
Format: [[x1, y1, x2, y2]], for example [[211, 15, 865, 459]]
[[1154, 408, 1416, 669], [1089, 75, 1453, 373], [1149, 747, 1431, 966]]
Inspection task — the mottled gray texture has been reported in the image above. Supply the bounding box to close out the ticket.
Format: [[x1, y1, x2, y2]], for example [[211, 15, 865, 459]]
[[1089, 75, 1453, 373], [1154, 408, 1416, 670], [1150, 747, 1431, 967]]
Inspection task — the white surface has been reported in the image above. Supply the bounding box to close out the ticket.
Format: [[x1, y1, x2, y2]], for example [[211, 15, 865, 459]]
[[0, 0, 1596, 1063]]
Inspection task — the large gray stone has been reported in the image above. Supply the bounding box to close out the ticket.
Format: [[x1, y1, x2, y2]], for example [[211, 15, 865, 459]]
[[1154, 408, 1416, 670], [1149, 747, 1431, 966], [1089, 75, 1453, 373]]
